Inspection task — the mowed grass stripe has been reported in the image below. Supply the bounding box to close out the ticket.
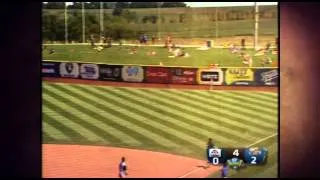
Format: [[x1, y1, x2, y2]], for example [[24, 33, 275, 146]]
[[48, 84, 185, 149], [42, 120, 71, 141], [82, 85, 247, 146], [57, 84, 208, 150], [163, 89, 277, 124], [219, 92, 277, 109], [141, 89, 276, 132], [45, 85, 155, 147], [44, 92, 134, 145], [42, 111, 87, 141], [43, 106, 108, 142], [252, 92, 278, 100], [188, 90, 277, 116], [79, 85, 235, 145], [231, 92, 278, 104], [96, 86, 258, 145], [44, 87, 181, 150], [120, 87, 270, 136], [121, 87, 271, 136], [43, 131, 56, 142]]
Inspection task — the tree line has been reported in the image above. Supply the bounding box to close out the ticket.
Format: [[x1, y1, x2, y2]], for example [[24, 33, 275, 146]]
[[42, 3, 277, 42], [43, 2, 187, 9]]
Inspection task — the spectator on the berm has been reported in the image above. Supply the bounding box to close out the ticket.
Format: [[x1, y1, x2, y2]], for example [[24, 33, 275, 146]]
[[107, 37, 112, 48], [101, 35, 107, 47], [151, 35, 156, 44], [143, 34, 148, 44], [89, 34, 95, 47]]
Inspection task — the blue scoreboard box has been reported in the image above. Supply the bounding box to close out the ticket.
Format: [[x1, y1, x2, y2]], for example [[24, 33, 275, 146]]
[[207, 147, 268, 166], [243, 147, 268, 165]]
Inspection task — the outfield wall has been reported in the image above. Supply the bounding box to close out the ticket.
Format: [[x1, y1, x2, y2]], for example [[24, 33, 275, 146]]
[[42, 60, 279, 86]]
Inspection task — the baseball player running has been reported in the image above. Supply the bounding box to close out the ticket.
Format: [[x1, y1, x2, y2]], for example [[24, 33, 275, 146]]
[[118, 157, 128, 178]]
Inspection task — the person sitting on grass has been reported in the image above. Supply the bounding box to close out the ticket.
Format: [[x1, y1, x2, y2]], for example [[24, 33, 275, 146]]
[[230, 44, 243, 55], [255, 42, 272, 56], [89, 34, 95, 47], [240, 52, 253, 67], [168, 47, 190, 58], [147, 50, 157, 56], [129, 46, 137, 54], [48, 49, 55, 54], [261, 54, 273, 66], [94, 45, 104, 52]]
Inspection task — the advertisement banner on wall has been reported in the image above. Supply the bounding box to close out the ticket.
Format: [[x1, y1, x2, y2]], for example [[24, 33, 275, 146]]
[[122, 66, 144, 82], [171, 68, 197, 84], [99, 65, 122, 81], [145, 67, 171, 83], [197, 68, 224, 85], [254, 68, 279, 86], [224, 68, 255, 85], [59, 62, 80, 78], [79, 63, 99, 80], [42, 61, 60, 77]]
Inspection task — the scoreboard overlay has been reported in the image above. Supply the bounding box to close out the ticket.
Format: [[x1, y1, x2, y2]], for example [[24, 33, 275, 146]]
[[208, 147, 268, 169]]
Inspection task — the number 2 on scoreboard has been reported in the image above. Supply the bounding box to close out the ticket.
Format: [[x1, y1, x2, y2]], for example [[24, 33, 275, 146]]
[[251, 156, 257, 164]]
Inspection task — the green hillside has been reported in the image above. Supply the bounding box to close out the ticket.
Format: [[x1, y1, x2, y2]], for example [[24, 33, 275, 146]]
[[42, 6, 278, 42]]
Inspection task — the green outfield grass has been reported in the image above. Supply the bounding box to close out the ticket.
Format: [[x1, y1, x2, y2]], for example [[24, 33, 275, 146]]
[[42, 45, 278, 67], [42, 82, 278, 178]]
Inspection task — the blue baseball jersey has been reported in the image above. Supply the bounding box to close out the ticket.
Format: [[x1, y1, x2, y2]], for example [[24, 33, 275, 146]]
[[119, 161, 127, 172], [221, 166, 228, 177]]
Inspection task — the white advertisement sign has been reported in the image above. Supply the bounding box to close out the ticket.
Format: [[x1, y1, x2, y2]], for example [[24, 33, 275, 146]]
[[80, 64, 99, 79], [122, 66, 144, 82], [59, 62, 79, 78]]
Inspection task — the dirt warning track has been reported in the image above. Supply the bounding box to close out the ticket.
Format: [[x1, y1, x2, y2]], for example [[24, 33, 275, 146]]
[[43, 144, 220, 178], [42, 77, 277, 92]]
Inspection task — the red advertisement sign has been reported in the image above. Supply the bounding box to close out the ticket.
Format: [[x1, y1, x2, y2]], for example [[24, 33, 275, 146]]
[[145, 67, 171, 83], [171, 68, 197, 84]]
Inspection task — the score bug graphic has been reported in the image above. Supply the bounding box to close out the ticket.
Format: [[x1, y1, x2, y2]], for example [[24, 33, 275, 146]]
[[207, 147, 268, 167]]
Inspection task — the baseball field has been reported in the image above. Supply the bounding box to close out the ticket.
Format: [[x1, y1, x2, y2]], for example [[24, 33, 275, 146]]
[[42, 3, 278, 177], [42, 76, 278, 178], [41, 19, 281, 176]]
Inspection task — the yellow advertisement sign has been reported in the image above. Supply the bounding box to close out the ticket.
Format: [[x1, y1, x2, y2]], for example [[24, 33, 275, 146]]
[[225, 68, 254, 85]]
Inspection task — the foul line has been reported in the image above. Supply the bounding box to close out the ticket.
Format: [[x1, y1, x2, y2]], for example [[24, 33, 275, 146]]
[[178, 167, 204, 178], [177, 133, 278, 178], [247, 133, 278, 147]]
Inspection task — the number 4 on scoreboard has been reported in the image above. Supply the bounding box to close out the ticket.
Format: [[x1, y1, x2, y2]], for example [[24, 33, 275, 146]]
[[233, 149, 239, 157]]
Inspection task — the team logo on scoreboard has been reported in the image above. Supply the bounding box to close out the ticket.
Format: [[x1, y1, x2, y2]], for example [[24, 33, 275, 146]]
[[244, 147, 268, 165], [208, 148, 221, 157], [227, 157, 244, 170]]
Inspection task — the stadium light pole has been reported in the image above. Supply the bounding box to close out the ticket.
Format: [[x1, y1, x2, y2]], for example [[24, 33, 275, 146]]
[[82, 2, 86, 44], [157, 2, 163, 40], [254, 2, 259, 50], [100, 2, 104, 44], [64, 2, 68, 44], [215, 7, 218, 40]]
